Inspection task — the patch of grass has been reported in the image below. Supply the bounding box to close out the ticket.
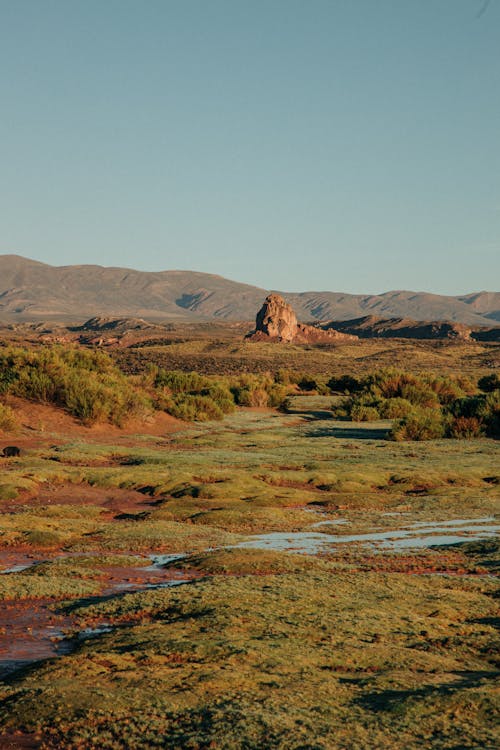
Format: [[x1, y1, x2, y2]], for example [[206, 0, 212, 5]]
[[1, 571, 497, 749], [0, 554, 148, 600], [165, 548, 334, 576]]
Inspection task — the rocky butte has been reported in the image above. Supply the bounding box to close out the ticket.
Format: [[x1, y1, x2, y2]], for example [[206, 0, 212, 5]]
[[246, 293, 358, 343]]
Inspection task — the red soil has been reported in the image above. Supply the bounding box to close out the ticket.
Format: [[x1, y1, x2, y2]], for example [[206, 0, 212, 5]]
[[0, 396, 183, 450]]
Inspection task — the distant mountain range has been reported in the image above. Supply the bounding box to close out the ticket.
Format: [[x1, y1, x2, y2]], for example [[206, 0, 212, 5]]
[[0, 254, 499, 326]]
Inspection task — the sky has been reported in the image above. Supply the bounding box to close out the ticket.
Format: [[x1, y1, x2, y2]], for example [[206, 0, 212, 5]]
[[0, 0, 499, 295]]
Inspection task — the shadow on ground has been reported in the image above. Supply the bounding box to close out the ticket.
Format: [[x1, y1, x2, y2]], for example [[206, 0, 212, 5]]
[[355, 669, 497, 713]]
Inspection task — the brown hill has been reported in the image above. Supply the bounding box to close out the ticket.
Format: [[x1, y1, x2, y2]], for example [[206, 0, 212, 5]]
[[326, 316, 473, 340], [0, 255, 498, 326]]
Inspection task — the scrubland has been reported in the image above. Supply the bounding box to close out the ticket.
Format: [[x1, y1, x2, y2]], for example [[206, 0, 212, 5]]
[[0, 337, 498, 749]]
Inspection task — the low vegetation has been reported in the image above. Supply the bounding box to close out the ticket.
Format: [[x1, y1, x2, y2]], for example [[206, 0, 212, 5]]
[[329, 369, 500, 440], [0, 339, 498, 748], [1, 344, 499, 439], [0, 347, 149, 426]]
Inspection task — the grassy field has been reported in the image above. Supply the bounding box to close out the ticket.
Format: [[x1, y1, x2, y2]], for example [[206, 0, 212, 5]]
[[0, 340, 498, 749], [113, 334, 500, 377]]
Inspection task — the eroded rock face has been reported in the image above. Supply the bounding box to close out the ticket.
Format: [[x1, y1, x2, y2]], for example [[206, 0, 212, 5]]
[[254, 294, 298, 342], [248, 294, 357, 343]]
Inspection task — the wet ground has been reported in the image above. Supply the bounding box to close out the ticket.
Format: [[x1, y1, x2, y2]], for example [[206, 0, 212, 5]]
[[1, 515, 497, 685], [0, 553, 192, 681], [235, 516, 500, 554]]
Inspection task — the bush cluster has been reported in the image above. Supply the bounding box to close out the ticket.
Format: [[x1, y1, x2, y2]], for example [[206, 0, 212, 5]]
[[329, 368, 499, 441], [0, 346, 150, 426], [153, 369, 291, 420]]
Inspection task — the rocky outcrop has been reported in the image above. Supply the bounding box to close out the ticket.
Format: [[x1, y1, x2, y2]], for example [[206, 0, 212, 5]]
[[254, 294, 298, 342], [247, 294, 357, 343], [324, 316, 473, 341]]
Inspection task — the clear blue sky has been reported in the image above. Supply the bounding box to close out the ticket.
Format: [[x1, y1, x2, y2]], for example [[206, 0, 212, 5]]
[[1, 0, 499, 294]]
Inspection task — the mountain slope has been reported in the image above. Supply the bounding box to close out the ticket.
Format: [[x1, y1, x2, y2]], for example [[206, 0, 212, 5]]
[[0, 255, 497, 325]]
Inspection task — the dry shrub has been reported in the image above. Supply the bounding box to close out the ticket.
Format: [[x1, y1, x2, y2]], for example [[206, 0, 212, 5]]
[[447, 416, 484, 439], [0, 403, 16, 431]]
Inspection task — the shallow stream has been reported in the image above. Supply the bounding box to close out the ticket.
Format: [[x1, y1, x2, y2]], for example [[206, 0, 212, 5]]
[[0, 516, 497, 680]]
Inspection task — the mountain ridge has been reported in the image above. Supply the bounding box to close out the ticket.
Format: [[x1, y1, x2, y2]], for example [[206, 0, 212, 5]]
[[0, 254, 498, 326]]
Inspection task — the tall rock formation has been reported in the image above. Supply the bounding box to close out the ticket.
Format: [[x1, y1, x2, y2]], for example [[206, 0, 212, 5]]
[[254, 293, 298, 342], [247, 294, 357, 343]]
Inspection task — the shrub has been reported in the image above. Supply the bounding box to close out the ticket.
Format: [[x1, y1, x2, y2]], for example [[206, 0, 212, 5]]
[[447, 416, 484, 439], [200, 385, 235, 415], [236, 387, 269, 408], [297, 376, 319, 392], [351, 404, 380, 422], [154, 369, 210, 394], [390, 407, 445, 441], [266, 384, 289, 408], [379, 397, 414, 419], [327, 375, 363, 394], [448, 390, 500, 438], [168, 395, 224, 422], [429, 376, 468, 405], [279, 397, 294, 413], [330, 398, 351, 419], [274, 369, 292, 385], [0, 345, 151, 425], [399, 382, 439, 408], [478, 373, 500, 393], [0, 403, 16, 430]]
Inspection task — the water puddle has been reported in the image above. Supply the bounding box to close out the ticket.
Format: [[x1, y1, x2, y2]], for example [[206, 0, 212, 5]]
[[236, 518, 500, 554], [409, 516, 496, 527], [0, 552, 191, 681], [0, 552, 43, 576], [1, 518, 497, 679], [0, 600, 74, 680]]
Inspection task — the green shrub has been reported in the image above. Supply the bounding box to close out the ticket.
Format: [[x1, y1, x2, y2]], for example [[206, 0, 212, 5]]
[[274, 369, 292, 385], [330, 397, 352, 419], [390, 407, 445, 441], [448, 390, 500, 438], [399, 382, 439, 408], [155, 369, 210, 394], [297, 375, 318, 392], [0, 345, 151, 425], [236, 387, 269, 407], [428, 376, 468, 405], [351, 404, 380, 422], [266, 384, 289, 408], [199, 385, 235, 414], [379, 397, 414, 419], [169, 395, 224, 421]]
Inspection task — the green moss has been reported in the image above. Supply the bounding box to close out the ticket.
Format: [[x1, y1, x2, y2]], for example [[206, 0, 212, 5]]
[[1, 572, 497, 749]]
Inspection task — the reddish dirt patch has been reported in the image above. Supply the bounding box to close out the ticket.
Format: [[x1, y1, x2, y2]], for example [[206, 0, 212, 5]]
[[98, 562, 195, 595], [0, 599, 74, 680], [0, 555, 197, 682], [7, 483, 156, 517], [0, 396, 183, 450], [0, 551, 43, 573], [0, 731, 43, 749]]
